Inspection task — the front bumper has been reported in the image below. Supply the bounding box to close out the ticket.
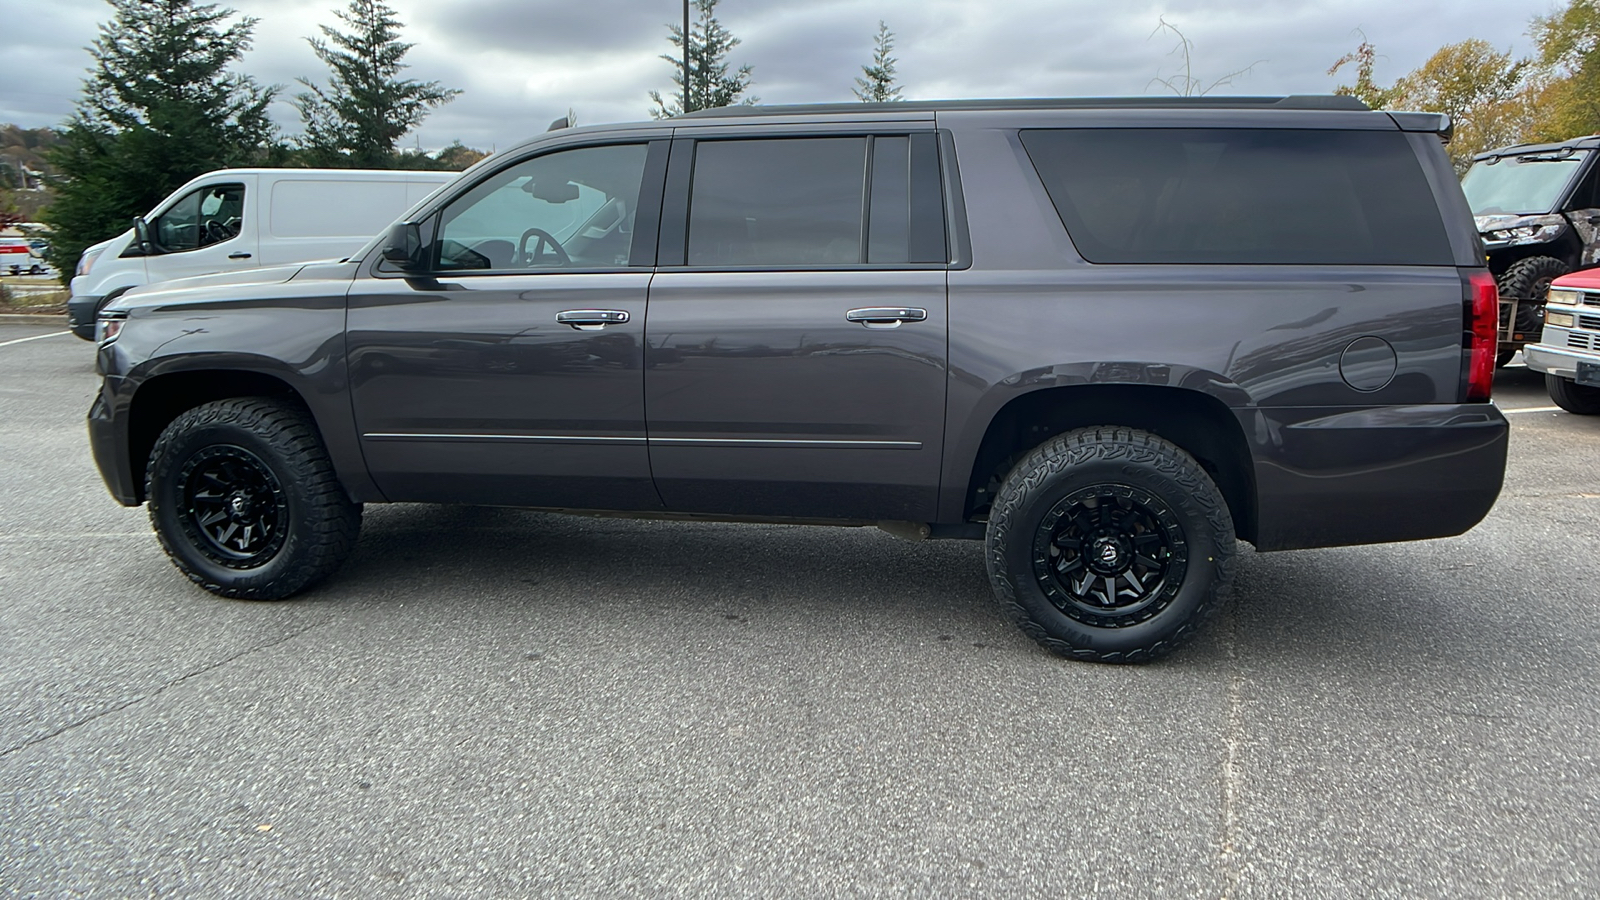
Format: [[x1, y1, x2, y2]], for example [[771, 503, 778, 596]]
[[88, 376, 140, 506], [1249, 403, 1508, 552], [66, 294, 103, 341], [1524, 341, 1599, 379]]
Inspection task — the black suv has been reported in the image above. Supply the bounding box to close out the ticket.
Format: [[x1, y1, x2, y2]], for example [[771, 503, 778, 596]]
[[88, 96, 1508, 662]]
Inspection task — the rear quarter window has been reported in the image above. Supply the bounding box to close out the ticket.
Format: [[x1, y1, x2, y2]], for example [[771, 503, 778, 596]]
[[1020, 128, 1455, 265]]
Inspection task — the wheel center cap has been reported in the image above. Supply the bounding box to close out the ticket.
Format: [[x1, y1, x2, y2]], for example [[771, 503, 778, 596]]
[[230, 493, 252, 517], [1088, 535, 1128, 574]]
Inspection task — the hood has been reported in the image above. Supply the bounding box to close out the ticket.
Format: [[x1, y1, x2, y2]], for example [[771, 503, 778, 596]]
[[1552, 268, 1600, 291], [105, 262, 314, 315]]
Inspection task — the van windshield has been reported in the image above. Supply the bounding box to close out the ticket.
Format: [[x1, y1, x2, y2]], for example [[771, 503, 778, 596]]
[[1462, 153, 1587, 215]]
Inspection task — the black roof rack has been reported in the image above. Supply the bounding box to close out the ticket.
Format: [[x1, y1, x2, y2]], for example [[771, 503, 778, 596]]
[[677, 95, 1370, 119], [1474, 134, 1600, 161]]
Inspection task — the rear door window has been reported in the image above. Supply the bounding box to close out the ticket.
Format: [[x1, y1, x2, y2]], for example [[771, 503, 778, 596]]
[[1020, 128, 1454, 265]]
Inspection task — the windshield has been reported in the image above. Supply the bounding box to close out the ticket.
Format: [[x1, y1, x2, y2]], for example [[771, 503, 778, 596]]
[[1461, 153, 1586, 215]]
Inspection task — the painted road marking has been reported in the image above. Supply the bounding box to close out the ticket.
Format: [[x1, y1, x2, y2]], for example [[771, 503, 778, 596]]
[[0, 331, 71, 348]]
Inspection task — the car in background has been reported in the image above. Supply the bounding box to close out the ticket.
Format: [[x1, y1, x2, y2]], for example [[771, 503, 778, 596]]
[[67, 167, 458, 339], [1525, 269, 1600, 414], [1462, 134, 1600, 364]]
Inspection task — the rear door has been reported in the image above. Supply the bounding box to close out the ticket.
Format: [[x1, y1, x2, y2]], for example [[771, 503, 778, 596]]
[[644, 130, 951, 521]]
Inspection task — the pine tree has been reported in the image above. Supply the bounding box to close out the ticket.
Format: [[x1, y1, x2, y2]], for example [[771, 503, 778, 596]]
[[295, 0, 460, 168], [649, 0, 756, 118], [41, 0, 276, 280], [854, 21, 903, 102]]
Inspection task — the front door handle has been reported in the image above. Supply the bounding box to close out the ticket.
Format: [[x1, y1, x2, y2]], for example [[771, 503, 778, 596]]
[[556, 309, 630, 330], [846, 307, 927, 328], [228, 252, 252, 260]]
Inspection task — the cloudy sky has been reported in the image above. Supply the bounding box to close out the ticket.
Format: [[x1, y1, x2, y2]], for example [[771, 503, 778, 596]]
[[0, 0, 1558, 152]]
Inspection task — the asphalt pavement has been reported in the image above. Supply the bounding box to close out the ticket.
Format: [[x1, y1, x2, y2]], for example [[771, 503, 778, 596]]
[[2, 322, 1597, 898]]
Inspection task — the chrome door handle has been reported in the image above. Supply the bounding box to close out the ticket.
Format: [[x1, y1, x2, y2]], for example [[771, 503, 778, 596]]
[[846, 307, 927, 327], [556, 309, 630, 330]]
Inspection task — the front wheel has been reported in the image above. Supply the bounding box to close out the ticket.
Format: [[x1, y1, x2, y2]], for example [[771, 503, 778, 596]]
[[146, 398, 361, 599], [985, 427, 1236, 663], [1547, 374, 1600, 415]]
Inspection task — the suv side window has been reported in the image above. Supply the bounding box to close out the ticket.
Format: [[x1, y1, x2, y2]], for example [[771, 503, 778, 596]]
[[688, 137, 866, 266], [1021, 128, 1455, 266], [436, 143, 648, 271], [681, 135, 947, 268], [153, 183, 245, 253]]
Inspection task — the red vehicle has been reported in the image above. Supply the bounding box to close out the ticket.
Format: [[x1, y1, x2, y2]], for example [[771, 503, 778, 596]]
[[1525, 268, 1600, 414]]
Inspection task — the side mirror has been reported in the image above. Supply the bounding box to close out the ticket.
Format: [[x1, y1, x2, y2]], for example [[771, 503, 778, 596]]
[[379, 221, 425, 270], [131, 216, 154, 255]]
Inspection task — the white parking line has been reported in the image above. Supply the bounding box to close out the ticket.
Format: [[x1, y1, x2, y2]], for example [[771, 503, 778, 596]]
[[0, 330, 71, 348], [1500, 406, 1562, 414]]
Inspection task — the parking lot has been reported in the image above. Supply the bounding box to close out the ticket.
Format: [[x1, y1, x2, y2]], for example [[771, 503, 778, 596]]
[[2, 320, 1597, 897]]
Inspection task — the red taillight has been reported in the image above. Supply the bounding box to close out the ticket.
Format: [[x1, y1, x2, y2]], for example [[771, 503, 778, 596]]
[[1464, 270, 1497, 402]]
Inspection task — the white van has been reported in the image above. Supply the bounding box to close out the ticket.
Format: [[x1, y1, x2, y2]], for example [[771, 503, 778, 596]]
[[67, 167, 457, 338]]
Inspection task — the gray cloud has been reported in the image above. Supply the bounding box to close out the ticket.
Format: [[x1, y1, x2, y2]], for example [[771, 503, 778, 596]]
[[2, 0, 1549, 154]]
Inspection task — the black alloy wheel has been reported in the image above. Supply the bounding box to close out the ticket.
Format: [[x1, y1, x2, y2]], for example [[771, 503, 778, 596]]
[[986, 426, 1235, 663], [178, 444, 288, 568], [1032, 485, 1186, 627]]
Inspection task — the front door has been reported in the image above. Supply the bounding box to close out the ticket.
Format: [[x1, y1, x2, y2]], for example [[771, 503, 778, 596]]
[[644, 133, 951, 521], [347, 140, 666, 510], [145, 178, 258, 282]]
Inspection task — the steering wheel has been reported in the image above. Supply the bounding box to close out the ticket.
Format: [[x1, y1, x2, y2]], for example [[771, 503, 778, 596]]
[[203, 219, 239, 244], [516, 227, 571, 267]]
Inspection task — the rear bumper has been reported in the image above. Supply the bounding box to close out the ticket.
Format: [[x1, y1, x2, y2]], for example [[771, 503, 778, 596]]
[[66, 294, 103, 341], [1248, 403, 1508, 551]]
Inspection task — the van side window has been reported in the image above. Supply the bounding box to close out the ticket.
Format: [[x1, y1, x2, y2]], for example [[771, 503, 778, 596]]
[[436, 143, 648, 271], [153, 183, 246, 253]]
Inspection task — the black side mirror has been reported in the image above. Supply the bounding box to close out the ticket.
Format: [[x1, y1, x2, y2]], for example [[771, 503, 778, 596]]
[[131, 216, 154, 255], [379, 221, 425, 270]]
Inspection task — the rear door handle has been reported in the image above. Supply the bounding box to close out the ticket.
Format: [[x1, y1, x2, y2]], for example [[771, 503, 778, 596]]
[[846, 307, 927, 327], [228, 252, 252, 260], [556, 309, 630, 330]]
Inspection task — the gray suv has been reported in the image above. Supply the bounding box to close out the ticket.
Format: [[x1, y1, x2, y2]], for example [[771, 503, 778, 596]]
[[87, 96, 1509, 662]]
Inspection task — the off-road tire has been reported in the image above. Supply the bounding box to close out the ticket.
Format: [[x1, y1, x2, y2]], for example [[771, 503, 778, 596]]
[[985, 427, 1235, 663], [146, 398, 361, 599], [1547, 374, 1600, 415], [1498, 255, 1569, 339]]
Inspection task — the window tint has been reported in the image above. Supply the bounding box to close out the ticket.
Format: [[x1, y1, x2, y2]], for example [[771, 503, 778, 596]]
[[1021, 129, 1455, 265], [688, 138, 866, 266], [437, 143, 647, 271], [154, 183, 245, 252]]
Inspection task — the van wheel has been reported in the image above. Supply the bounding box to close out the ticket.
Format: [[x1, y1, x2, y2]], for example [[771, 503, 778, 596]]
[[1547, 374, 1600, 415], [147, 398, 361, 599], [985, 427, 1235, 663]]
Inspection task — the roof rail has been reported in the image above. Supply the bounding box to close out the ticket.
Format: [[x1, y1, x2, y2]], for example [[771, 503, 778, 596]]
[[677, 95, 1370, 119]]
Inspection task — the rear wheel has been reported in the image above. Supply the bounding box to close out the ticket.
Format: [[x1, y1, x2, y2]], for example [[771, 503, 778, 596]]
[[147, 398, 361, 598], [1547, 374, 1600, 415], [985, 427, 1235, 663]]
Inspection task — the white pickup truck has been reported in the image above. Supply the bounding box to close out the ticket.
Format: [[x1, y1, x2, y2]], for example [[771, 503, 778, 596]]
[[1525, 268, 1600, 414]]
